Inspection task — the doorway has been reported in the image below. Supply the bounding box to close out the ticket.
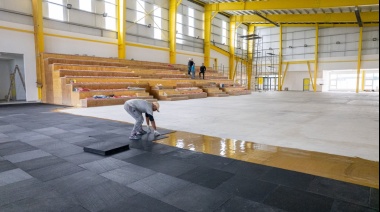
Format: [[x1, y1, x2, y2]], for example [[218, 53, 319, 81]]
[[0, 52, 26, 103]]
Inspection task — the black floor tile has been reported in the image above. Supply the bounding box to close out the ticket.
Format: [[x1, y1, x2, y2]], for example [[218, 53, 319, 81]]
[[162, 183, 232, 212], [214, 196, 285, 212], [63, 152, 105, 165], [79, 157, 129, 174], [0, 190, 79, 212], [221, 160, 272, 179], [100, 163, 156, 185], [101, 193, 184, 212], [177, 166, 234, 189], [163, 148, 203, 161], [111, 148, 145, 160], [45, 170, 109, 195], [0, 160, 17, 172], [258, 167, 316, 190], [0, 141, 37, 156], [27, 161, 84, 182], [83, 141, 130, 156], [330, 200, 378, 212], [124, 152, 197, 177], [263, 186, 334, 212], [370, 188, 379, 210], [308, 177, 371, 207], [15, 155, 66, 171], [186, 153, 236, 170], [0, 179, 55, 207], [71, 180, 139, 212], [216, 175, 278, 203], [127, 172, 191, 200]]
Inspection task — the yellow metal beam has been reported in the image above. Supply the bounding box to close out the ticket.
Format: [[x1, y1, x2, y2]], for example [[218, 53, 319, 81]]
[[253, 23, 379, 27], [117, 0, 126, 59], [31, 0, 44, 101], [247, 25, 254, 90], [314, 24, 319, 92], [361, 70, 366, 91], [207, 0, 378, 12], [169, 0, 177, 64], [229, 20, 236, 80], [356, 27, 363, 93], [204, 5, 212, 67], [278, 24, 283, 91], [230, 12, 379, 23]]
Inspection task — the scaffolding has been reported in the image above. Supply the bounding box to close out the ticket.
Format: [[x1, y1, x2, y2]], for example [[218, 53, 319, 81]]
[[253, 35, 279, 91]]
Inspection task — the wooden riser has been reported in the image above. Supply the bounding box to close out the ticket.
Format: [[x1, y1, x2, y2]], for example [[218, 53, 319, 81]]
[[80, 96, 155, 107]]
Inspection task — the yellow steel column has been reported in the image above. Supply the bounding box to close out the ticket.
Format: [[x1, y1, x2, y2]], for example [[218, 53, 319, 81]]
[[204, 5, 212, 67], [361, 70, 366, 91], [117, 0, 126, 59], [32, 0, 44, 101], [278, 24, 283, 91], [247, 25, 255, 90], [313, 24, 319, 92], [169, 0, 177, 64], [356, 27, 363, 93], [229, 20, 236, 80]]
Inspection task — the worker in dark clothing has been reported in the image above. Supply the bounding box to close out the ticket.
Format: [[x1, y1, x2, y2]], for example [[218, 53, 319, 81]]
[[199, 63, 206, 79], [188, 58, 194, 76]]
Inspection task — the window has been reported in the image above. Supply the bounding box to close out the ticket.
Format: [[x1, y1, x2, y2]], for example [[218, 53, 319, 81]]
[[136, 0, 145, 25], [48, 0, 64, 21], [176, 14, 183, 44], [153, 5, 161, 40], [79, 0, 92, 12], [188, 8, 194, 37], [105, 1, 116, 30], [222, 21, 227, 45]]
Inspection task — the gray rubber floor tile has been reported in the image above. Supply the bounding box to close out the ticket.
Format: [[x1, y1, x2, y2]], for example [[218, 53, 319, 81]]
[[330, 200, 378, 212], [127, 172, 191, 200], [21, 137, 61, 148], [101, 163, 156, 185], [79, 157, 129, 174], [0, 125, 24, 133], [0, 141, 37, 157], [4, 149, 51, 163], [100, 193, 184, 212], [308, 177, 371, 207], [15, 155, 66, 171], [263, 186, 335, 212], [71, 180, 139, 212], [221, 160, 273, 179], [45, 170, 109, 195], [63, 152, 105, 165], [34, 127, 68, 136], [162, 183, 232, 212], [214, 196, 285, 212], [27, 162, 84, 182], [177, 166, 234, 189], [124, 153, 197, 177], [0, 168, 33, 186], [19, 134, 52, 143], [0, 190, 80, 212], [0, 160, 17, 172], [112, 148, 145, 160], [0, 178, 55, 206]]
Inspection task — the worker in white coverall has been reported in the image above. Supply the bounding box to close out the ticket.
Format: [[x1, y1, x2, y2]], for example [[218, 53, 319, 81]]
[[124, 99, 161, 140]]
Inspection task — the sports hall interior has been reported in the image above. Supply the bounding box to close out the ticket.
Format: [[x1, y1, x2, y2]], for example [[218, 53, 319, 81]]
[[0, 0, 379, 211]]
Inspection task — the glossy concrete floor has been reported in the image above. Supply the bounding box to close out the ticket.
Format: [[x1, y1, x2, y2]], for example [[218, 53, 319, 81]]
[[0, 102, 378, 211]]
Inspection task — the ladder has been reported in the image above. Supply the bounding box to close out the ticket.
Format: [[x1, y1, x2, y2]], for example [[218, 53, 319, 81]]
[[6, 65, 26, 102]]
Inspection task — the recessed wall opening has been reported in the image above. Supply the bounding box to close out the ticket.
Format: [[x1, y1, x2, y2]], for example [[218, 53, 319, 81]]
[[0, 52, 26, 103]]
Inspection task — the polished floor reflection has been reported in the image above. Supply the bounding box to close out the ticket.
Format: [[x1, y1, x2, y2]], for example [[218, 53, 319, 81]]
[[156, 131, 379, 189]]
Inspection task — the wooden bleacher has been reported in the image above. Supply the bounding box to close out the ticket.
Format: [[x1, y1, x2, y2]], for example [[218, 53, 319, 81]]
[[40, 53, 251, 107]]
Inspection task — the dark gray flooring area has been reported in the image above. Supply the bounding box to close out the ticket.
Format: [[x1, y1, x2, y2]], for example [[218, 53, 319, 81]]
[[0, 103, 378, 212]]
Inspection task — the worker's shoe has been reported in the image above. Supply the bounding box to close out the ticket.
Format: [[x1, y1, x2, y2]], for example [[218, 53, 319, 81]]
[[137, 130, 147, 135], [129, 135, 139, 140]]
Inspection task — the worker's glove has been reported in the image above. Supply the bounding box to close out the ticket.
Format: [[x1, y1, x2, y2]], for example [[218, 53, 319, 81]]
[[154, 130, 161, 137]]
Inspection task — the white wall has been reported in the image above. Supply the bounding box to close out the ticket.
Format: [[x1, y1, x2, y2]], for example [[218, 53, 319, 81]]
[[0, 21, 37, 101]]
